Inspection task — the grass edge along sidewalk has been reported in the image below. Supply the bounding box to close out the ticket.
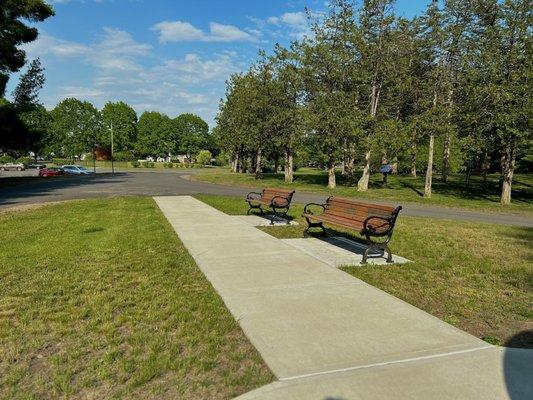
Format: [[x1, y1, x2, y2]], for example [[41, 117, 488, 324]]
[[195, 194, 533, 349], [193, 168, 533, 215], [0, 197, 274, 400]]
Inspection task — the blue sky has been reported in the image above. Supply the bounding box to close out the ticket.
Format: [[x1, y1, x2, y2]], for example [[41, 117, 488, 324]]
[[10, 0, 428, 126]]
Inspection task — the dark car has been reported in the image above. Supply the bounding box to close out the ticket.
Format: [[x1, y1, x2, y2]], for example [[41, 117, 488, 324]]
[[39, 167, 64, 177], [27, 164, 47, 170]]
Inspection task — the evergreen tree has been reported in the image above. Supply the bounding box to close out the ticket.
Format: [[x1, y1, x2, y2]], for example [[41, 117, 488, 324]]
[[0, 0, 54, 96]]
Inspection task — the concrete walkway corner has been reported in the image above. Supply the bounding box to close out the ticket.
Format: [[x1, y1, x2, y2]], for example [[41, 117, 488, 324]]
[[154, 195, 533, 400]]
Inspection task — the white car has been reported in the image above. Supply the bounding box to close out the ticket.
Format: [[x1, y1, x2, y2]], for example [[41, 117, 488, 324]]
[[62, 165, 94, 175], [0, 162, 25, 171]]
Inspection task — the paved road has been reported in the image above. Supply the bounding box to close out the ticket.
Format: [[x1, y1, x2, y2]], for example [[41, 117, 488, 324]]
[[1, 170, 532, 227]]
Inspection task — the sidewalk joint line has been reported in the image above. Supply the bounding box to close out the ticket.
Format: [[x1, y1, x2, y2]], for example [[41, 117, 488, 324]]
[[279, 345, 494, 382]]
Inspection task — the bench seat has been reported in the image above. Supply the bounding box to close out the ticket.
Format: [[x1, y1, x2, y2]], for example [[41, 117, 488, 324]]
[[302, 196, 402, 263], [246, 188, 295, 224]]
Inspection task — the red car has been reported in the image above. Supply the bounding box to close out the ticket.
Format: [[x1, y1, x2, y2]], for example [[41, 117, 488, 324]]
[[39, 167, 65, 177]]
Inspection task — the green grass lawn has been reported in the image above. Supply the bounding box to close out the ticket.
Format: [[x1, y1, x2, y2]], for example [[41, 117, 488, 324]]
[[194, 168, 533, 214], [195, 194, 533, 349], [0, 198, 273, 399]]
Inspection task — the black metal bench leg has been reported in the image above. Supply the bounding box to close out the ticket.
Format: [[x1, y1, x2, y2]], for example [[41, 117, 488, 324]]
[[384, 245, 393, 263]]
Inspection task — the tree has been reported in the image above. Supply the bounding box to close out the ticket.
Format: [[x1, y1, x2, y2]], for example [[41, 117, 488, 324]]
[[175, 113, 210, 161], [0, 99, 28, 152], [196, 149, 212, 165], [0, 0, 54, 96], [271, 45, 304, 183], [49, 99, 102, 158], [0, 58, 48, 153], [135, 111, 175, 157], [462, 0, 532, 204], [101, 102, 137, 153], [299, 0, 362, 189], [12, 59, 46, 111], [356, 0, 397, 192]]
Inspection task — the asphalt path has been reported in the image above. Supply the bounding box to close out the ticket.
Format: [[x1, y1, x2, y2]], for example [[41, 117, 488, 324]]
[[1, 169, 532, 227]]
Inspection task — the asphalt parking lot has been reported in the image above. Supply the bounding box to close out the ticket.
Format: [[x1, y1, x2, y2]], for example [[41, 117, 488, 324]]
[[1, 169, 532, 227]]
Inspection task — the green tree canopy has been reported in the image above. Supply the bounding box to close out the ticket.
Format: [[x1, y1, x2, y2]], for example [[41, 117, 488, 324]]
[[136, 111, 175, 157], [0, 0, 54, 96], [175, 113, 210, 160], [48, 98, 102, 157], [101, 101, 138, 153]]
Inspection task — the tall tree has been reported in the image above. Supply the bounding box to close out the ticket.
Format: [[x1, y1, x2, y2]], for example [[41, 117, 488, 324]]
[[136, 111, 175, 157], [357, 0, 396, 191], [175, 113, 210, 161], [0, 0, 54, 96], [420, 0, 448, 198], [49, 98, 102, 158], [300, 0, 362, 189], [463, 0, 532, 204], [271, 45, 304, 183], [11, 58, 45, 111], [101, 102, 137, 153]]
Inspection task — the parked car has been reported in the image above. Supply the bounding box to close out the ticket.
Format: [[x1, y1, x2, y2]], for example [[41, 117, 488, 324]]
[[39, 167, 64, 177], [0, 162, 25, 171], [62, 165, 94, 175], [27, 164, 47, 170]]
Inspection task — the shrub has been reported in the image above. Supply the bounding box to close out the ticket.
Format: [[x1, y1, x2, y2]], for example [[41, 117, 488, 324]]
[[143, 161, 155, 168], [163, 162, 174, 168], [17, 157, 33, 165], [196, 150, 212, 166], [114, 150, 136, 162], [0, 155, 14, 164], [215, 153, 229, 166], [131, 161, 141, 168]]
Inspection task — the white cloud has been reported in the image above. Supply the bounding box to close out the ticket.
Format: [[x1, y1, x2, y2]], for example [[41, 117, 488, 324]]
[[252, 10, 313, 41], [152, 20, 257, 43], [24, 29, 243, 124], [151, 21, 204, 42], [23, 33, 89, 57], [268, 12, 307, 28]]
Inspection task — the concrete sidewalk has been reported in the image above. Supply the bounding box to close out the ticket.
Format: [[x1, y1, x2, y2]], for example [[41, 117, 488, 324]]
[[154, 196, 533, 400]]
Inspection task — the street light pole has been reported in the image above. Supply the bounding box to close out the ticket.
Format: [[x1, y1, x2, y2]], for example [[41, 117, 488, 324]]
[[110, 121, 115, 174]]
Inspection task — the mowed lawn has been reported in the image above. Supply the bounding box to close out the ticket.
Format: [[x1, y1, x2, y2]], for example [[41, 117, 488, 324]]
[[196, 194, 533, 349], [193, 168, 533, 214], [0, 198, 273, 399]]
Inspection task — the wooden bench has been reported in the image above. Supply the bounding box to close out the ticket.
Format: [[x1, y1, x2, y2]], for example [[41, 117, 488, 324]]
[[246, 188, 295, 224], [302, 196, 402, 263]]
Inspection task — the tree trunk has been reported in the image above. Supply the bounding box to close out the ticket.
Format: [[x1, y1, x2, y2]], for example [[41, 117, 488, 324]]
[[327, 158, 336, 189], [274, 155, 279, 173], [500, 144, 515, 205], [391, 156, 398, 174], [357, 150, 371, 191], [411, 141, 417, 178], [284, 149, 294, 183], [424, 133, 435, 198], [346, 157, 355, 176], [232, 152, 239, 173], [442, 132, 451, 182], [255, 147, 262, 178]]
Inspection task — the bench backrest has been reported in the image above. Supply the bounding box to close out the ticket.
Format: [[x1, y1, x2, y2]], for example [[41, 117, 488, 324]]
[[261, 188, 295, 204], [324, 197, 400, 223]]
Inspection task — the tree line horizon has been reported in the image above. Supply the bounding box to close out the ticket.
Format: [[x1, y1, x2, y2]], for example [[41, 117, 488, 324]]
[[214, 0, 531, 204]]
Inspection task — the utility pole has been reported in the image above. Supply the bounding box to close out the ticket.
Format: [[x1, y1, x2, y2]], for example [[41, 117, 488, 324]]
[[110, 121, 115, 174]]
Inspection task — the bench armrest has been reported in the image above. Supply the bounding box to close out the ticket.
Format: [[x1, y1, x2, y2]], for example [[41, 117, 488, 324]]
[[303, 202, 326, 215], [246, 191, 262, 201], [271, 195, 290, 208], [363, 216, 393, 235]]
